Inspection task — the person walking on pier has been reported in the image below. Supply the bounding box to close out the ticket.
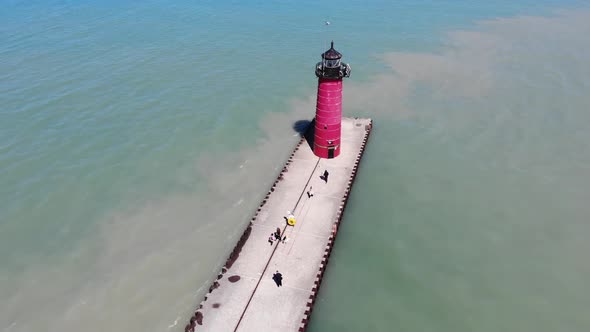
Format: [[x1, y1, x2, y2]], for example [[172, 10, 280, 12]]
[[268, 234, 275, 245], [272, 271, 283, 287], [274, 227, 282, 241], [307, 186, 314, 198], [322, 169, 329, 183]]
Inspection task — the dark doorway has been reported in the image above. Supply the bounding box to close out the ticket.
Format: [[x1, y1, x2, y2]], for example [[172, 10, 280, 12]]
[[328, 146, 335, 159]]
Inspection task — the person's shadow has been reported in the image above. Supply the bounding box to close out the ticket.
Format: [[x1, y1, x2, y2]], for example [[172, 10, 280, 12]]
[[272, 271, 283, 287]]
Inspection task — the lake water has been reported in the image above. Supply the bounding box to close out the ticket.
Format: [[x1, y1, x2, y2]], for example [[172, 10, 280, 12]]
[[1, 1, 589, 331]]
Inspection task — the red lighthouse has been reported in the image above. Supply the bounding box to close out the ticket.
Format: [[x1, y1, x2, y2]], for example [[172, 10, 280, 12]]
[[313, 41, 351, 159]]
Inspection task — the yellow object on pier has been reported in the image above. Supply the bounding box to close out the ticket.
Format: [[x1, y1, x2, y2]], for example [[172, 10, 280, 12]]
[[287, 217, 296, 226]]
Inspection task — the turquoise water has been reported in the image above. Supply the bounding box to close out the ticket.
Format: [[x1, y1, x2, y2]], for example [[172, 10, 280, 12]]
[[2, 1, 589, 331]]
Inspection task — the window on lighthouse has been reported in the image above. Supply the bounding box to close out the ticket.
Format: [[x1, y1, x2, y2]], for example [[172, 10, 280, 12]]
[[325, 59, 340, 68]]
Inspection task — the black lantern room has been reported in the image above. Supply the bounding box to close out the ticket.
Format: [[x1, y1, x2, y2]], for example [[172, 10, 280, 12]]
[[315, 41, 351, 80]]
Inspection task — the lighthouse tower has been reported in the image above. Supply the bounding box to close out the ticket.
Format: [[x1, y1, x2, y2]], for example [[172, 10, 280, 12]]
[[313, 41, 351, 159]]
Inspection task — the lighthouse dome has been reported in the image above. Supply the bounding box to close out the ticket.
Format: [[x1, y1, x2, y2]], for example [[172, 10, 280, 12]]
[[321, 41, 342, 60], [315, 40, 350, 79]]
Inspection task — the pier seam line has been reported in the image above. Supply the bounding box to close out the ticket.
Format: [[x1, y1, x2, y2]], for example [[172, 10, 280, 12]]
[[233, 157, 321, 332], [291, 158, 321, 213]]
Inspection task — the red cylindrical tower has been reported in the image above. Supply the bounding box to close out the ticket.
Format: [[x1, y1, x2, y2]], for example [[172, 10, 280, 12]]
[[313, 41, 351, 159]]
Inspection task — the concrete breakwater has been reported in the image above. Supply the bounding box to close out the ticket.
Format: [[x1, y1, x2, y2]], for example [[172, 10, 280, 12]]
[[183, 117, 372, 332]]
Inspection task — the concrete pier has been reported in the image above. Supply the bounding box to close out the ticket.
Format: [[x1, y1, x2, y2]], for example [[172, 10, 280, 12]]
[[184, 117, 372, 332]]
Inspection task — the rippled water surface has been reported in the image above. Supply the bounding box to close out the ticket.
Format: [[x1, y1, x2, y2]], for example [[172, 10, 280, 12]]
[[1, 1, 589, 331]]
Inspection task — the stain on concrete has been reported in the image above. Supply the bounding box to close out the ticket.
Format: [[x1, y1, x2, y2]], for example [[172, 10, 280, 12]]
[[228, 275, 241, 283]]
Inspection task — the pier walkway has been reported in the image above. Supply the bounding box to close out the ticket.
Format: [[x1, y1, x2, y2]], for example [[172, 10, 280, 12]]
[[189, 117, 372, 332]]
